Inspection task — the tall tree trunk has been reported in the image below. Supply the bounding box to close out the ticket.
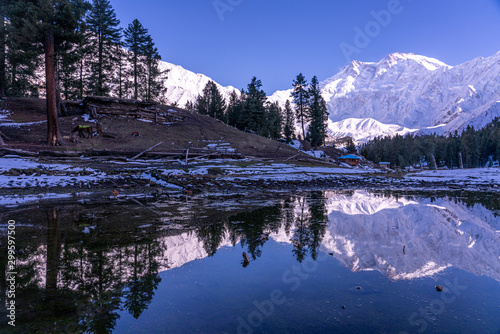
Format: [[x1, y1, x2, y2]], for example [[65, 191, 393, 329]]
[[301, 112, 305, 141], [10, 64, 16, 95], [118, 46, 122, 98], [133, 53, 137, 100], [0, 10, 6, 97], [45, 29, 64, 146], [79, 56, 84, 99], [55, 66, 67, 116], [97, 32, 103, 96]]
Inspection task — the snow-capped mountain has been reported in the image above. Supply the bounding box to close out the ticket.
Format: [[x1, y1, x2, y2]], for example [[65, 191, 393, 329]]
[[158, 61, 239, 108], [326, 118, 418, 144], [267, 52, 500, 142], [160, 51, 500, 142], [322, 52, 500, 131]]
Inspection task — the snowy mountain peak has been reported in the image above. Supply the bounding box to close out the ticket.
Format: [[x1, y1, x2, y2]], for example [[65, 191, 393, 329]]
[[158, 61, 239, 108], [380, 52, 448, 70], [328, 118, 418, 144]]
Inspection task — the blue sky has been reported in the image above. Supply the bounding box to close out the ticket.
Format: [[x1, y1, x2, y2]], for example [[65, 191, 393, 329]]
[[110, 0, 500, 93]]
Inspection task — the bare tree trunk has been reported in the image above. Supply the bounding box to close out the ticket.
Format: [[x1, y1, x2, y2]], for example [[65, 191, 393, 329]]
[[11, 63, 16, 94], [79, 57, 84, 99], [301, 116, 305, 141], [458, 152, 464, 169], [98, 33, 103, 96], [55, 66, 67, 116], [430, 153, 438, 170], [133, 53, 138, 100], [117, 44, 123, 98], [45, 29, 64, 146]]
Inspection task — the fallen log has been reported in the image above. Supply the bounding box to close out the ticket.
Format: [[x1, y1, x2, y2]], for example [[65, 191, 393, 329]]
[[131, 142, 164, 160], [284, 153, 300, 162], [296, 157, 337, 166], [0, 148, 38, 157], [0, 130, 10, 141]]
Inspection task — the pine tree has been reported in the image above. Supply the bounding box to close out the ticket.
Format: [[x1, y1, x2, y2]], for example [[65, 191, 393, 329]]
[[142, 35, 167, 102], [57, 0, 91, 101], [184, 100, 195, 112], [226, 90, 243, 127], [264, 101, 283, 139], [291, 73, 309, 140], [87, 0, 121, 96], [242, 77, 267, 135], [115, 41, 127, 98], [195, 81, 226, 120], [8, 0, 89, 145], [360, 118, 500, 169], [123, 19, 148, 100], [4, 0, 41, 97], [196, 82, 211, 116], [283, 100, 295, 143], [308, 76, 328, 148], [345, 138, 356, 153]]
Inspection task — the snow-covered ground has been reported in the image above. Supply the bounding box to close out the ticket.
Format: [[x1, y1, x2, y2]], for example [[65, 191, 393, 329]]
[[0, 157, 106, 189], [0, 157, 88, 172], [1, 156, 499, 207], [161, 162, 377, 179], [406, 168, 500, 184], [0, 120, 47, 127], [0, 172, 109, 189], [0, 109, 12, 120], [0, 157, 115, 205], [287, 139, 326, 158]]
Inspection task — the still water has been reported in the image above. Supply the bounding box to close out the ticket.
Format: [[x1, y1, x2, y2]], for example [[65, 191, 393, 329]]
[[0, 190, 499, 333]]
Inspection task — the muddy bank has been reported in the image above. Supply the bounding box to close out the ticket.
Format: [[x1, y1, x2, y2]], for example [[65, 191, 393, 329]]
[[1, 167, 498, 208]]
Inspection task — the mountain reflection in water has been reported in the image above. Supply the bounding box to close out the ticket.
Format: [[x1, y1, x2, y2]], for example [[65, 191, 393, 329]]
[[0, 190, 499, 333]]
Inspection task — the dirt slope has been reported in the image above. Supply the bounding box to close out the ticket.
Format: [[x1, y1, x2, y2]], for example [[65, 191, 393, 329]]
[[0, 97, 302, 158]]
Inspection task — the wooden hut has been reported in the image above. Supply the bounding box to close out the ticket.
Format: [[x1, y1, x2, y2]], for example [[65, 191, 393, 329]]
[[338, 154, 361, 166]]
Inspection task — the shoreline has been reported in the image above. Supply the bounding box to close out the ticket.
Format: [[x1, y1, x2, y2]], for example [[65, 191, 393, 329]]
[[1, 157, 499, 207]]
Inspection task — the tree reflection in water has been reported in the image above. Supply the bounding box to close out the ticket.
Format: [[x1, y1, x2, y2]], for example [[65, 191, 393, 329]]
[[0, 192, 331, 333]]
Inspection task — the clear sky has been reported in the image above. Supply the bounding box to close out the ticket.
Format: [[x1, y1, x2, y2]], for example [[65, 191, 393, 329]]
[[110, 0, 500, 93]]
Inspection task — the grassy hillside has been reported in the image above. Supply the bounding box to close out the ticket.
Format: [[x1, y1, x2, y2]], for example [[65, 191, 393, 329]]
[[0, 97, 305, 159]]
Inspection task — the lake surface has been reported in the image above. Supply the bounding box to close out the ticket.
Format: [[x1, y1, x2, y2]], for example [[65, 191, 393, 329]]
[[0, 190, 499, 333]]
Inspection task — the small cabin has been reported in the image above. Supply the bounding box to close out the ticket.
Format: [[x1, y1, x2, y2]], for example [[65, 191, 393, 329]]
[[379, 162, 391, 169], [338, 154, 361, 166]]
